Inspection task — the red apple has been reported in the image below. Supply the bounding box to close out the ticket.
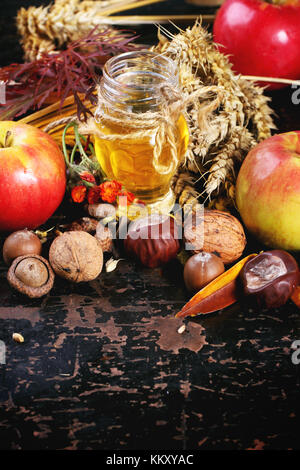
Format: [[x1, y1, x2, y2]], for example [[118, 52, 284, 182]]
[[236, 131, 300, 250], [0, 121, 66, 232], [213, 0, 300, 89]]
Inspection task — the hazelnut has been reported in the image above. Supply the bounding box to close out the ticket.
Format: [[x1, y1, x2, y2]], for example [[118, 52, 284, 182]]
[[184, 252, 225, 292], [3, 229, 42, 266], [7, 255, 55, 298], [49, 231, 103, 282]]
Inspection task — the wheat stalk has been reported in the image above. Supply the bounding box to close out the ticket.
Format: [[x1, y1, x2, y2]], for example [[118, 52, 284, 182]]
[[16, 0, 164, 61], [153, 21, 275, 208]]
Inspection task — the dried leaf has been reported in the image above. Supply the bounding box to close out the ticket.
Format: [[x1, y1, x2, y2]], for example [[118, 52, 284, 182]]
[[176, 253, 257, 319], [0, 28, 139, 121], [291, 286, 300, 309]]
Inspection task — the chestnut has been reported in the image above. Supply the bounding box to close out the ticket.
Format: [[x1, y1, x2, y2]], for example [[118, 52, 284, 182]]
[[184, 252, 225, 293], [3, 229, 42, 266], [240, 250, 299, 310], [124, 214, 180, 268]]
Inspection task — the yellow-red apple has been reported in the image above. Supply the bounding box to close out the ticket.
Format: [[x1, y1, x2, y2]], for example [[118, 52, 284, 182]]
[[0, 121, 66, 232], [236, 131, 300, 251]]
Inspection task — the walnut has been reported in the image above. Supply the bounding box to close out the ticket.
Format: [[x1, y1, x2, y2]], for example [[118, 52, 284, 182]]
[[184, 208, 246, 264], [7, 255, 55, 298], [49, 231, 103, 282]]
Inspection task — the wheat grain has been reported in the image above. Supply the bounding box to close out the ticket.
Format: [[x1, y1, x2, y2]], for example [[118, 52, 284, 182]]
[[153, 21, 275, 208], [17, 0, 155, 61]]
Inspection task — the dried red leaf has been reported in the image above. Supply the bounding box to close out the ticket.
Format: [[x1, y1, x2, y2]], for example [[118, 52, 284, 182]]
[[0, 28, 140, 120]]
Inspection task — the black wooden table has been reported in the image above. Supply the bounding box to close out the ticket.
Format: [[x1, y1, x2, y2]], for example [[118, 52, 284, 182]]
[[0, 0, 300, 452]]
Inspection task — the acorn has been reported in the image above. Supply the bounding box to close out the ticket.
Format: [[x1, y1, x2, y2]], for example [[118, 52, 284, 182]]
[[3, 229, 42, 266], [7, 255, 55, 298]]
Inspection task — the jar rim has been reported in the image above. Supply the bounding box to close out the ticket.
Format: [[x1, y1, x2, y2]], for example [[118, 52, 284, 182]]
[[103, 50, 178, 94]]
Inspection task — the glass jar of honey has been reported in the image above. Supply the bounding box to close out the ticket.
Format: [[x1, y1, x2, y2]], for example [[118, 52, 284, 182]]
[[94, 51, 189, 213]]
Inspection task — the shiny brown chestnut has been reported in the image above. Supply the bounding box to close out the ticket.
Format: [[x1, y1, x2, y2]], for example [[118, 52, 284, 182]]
[[184, 252, 225, 293], [240, 250, 299, 310], [3, 229, 42, 266], [124, 214, 180, 268]]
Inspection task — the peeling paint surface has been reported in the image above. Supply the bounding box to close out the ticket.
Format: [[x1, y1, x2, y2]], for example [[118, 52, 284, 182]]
[[1, 14, 300, 449], [0, 255, 300, 451]]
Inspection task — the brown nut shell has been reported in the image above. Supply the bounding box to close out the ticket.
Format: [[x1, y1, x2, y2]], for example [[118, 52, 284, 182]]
[[240, 250, 299, 310], [66, 217, 98, 234], [184, 208, 246, 264], [7, 255, 54, 298], [124, 214, 180, 268], [183, 252, 225, 292], [15, 258, 49, 287], [3, 230, 42, 266], [49, 231, 103, 282], [95, 222, 113, 252]]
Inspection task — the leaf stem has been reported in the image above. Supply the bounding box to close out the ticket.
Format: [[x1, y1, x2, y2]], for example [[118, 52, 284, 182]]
[[70, 143, 78, 165], [73, 122, 91, 165], [62, 121, 77, 166]]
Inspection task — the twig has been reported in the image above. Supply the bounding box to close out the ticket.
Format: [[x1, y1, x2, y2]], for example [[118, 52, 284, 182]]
[[242, 75, 300, 87], [102, 14, 215, 24], [103, 0, 165, 16]]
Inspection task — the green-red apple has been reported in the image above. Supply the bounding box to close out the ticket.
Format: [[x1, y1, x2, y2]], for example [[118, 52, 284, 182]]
[[0, 121, 66, 232], [236, 131, 300, 251]]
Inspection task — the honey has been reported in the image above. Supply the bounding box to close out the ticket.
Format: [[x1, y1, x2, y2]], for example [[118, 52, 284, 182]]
[[94, 114, 189, 204], [93, 51, 189, 212]]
